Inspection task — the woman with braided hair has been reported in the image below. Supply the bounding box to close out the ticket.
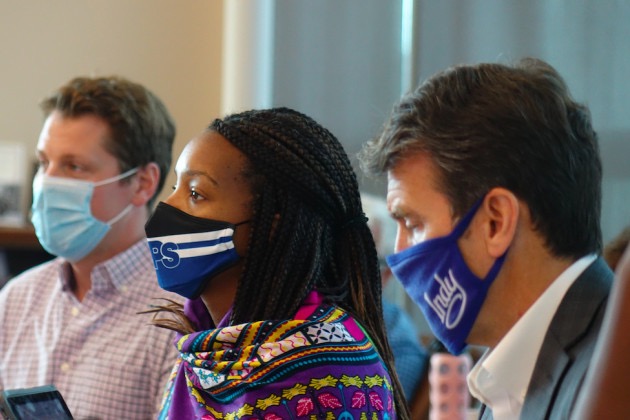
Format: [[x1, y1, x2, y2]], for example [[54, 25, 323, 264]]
[[144, 107, 409, 419]]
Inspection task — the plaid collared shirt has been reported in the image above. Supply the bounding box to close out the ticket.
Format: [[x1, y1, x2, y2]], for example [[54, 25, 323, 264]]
[[0, 240, 182, 419]]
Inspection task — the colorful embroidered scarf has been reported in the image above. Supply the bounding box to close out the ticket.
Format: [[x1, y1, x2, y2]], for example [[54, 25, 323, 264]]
[[159, 292, 396, 419]]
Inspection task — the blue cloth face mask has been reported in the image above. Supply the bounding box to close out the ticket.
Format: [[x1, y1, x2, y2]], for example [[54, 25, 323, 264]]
[[31, 168, 138, 262], [144, 202, 248, 299], [386, 198, 507, 355]]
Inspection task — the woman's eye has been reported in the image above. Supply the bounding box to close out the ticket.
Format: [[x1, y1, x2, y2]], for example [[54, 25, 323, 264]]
[[190, 189, 203, 200]]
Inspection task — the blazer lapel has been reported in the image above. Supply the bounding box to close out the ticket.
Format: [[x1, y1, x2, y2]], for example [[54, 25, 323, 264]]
[[521, 332, 570, 418], [521, 257, 612, 418]]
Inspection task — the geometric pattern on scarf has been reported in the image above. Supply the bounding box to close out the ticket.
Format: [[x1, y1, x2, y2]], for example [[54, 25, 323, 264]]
[[159, 304, 396, 419]]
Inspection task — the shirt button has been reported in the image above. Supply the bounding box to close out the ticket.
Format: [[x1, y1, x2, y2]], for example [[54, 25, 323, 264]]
[[60, 363, 70, 372], [71, 307, 79, 316]]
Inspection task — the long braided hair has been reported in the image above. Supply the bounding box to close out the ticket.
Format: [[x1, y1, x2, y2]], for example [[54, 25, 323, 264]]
[[151, 107, 409, 418], [216, 108, 375, 322]]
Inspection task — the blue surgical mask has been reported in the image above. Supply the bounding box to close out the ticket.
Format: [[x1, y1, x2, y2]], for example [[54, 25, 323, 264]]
[[386, 198, 507, 355], [144, 202, 249, 299], [31, 168, 138, 262]]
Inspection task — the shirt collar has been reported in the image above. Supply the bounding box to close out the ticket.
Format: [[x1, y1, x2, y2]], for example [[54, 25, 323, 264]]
[[468, 254, 597, 419], [57, 239, 152, 294]]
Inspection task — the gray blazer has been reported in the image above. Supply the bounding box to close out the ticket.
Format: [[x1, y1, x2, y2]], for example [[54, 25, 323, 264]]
[[480, 257, 613, 419]]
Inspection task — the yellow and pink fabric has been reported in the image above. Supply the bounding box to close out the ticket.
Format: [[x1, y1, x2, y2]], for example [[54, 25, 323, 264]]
[[158, 291, 396, 419]]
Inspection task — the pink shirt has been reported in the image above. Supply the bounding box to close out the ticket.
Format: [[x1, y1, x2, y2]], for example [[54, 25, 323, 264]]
[[0, 240, 181, 419]]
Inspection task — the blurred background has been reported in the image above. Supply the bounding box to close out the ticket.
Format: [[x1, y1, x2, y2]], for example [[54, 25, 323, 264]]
[[1, 0, 629, 336]]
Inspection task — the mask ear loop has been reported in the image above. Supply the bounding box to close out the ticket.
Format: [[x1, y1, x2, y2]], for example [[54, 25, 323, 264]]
[[96, 167, 140, 226], [106, 204, 134, 226], [93, 167, 140, 187], [450, 197, 485, 239]]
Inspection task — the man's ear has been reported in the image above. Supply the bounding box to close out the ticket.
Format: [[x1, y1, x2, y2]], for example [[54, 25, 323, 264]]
[[131, 162, 160, 207], [481, 187, 520, 258]]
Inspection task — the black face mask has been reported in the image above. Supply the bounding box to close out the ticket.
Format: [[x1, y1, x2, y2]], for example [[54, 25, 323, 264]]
[[145, 202, 248, 299]]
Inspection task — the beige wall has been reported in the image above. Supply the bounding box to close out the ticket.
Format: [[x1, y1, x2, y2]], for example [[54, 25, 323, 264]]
[[0, 0, 223, 213]]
